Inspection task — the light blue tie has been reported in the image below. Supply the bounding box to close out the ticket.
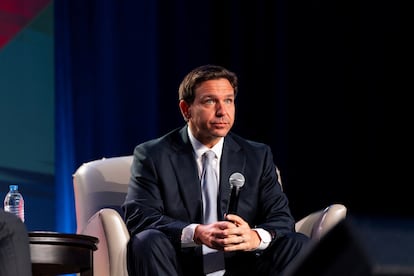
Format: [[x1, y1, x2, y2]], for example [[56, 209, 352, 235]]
[[202, 150, 218, 223], [201, 150, 225, 275]]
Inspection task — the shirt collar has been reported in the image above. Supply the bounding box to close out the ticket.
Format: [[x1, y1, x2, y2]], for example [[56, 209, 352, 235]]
[[187, 125, 224, 160]]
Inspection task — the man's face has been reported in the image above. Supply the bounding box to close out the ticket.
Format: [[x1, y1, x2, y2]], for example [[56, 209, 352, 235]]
[[184, 78, 235, 147]]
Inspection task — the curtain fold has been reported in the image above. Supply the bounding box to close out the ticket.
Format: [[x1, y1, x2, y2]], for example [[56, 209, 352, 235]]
[[54, 0, 76, 232]]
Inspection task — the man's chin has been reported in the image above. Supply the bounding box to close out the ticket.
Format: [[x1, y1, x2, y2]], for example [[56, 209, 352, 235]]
[[213, 129, 230, 138]]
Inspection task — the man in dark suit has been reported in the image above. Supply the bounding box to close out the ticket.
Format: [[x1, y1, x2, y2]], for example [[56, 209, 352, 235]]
[[0, 208, 32, 276], [122, 64, 309, 275]]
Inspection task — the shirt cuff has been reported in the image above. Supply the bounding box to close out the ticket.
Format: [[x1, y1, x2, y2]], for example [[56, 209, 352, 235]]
[[181, 223, 199, 248], [252, 228, 272, 250]]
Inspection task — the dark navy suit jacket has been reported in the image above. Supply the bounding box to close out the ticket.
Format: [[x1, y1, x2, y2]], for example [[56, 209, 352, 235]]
[[122, 126, 296, 248]]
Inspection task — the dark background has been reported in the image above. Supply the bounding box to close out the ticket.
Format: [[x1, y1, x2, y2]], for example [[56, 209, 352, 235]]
[[54, 0, 413, 226]]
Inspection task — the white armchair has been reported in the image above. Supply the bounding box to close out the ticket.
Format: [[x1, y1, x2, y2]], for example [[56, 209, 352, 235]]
[[73, 156, 347, 276], [73, 156, 132, 276]]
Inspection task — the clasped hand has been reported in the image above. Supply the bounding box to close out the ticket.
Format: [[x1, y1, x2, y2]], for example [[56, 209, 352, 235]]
[[194, 214, 261, 252]]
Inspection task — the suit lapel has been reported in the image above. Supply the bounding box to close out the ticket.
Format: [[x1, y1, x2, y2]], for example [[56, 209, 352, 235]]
[[170, 127, 203, 222], [219, 135, 245, 219]]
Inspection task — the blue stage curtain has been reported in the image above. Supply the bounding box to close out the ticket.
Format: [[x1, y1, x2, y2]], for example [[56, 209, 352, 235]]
[[54, 0, 163, 232], [54, 0, 292, 231], [54, 0, 414, 228], [53, 0, 414, 242]]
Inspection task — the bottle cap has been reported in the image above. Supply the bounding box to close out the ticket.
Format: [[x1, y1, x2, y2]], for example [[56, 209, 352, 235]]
[[9, 185, 18, 191]]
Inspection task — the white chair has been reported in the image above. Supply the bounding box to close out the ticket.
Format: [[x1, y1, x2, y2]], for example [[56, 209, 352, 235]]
[[73, 155, 347, 276], [73, 156, 132, 276]]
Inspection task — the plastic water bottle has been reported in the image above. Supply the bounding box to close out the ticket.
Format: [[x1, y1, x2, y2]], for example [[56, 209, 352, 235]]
[[4, 184, 25, 222]]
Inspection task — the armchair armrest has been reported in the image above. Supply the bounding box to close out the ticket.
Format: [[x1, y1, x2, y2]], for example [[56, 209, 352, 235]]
[[81, 208, 130, 276], [295, 204, 347, 240]]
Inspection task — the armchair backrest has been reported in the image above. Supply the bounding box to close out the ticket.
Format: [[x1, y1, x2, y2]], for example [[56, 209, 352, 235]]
[[73, 156, 133, 233]]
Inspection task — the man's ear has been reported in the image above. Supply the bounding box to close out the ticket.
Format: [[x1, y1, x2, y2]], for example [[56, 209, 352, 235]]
[[179, 100, 190, 121]]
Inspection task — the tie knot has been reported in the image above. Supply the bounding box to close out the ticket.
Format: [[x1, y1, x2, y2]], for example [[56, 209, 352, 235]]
[[204, 150, 215, 160]]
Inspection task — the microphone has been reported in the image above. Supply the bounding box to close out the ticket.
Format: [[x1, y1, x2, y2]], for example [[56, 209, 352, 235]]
[[226, 172, 245, 215]]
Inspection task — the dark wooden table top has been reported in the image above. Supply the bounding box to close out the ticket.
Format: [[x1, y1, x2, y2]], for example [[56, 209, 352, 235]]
[[29, 231, 98, 276]]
